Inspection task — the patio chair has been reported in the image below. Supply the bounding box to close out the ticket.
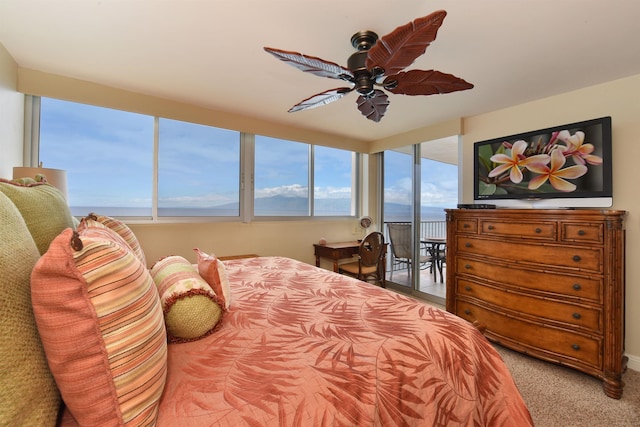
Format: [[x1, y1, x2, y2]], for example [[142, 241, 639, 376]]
[[386, 223, 433, 281]]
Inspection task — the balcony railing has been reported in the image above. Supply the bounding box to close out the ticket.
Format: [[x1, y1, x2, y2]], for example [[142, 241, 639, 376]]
[[383, 220, 447, 239]]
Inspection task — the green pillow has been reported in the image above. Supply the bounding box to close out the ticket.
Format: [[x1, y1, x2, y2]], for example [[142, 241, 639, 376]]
[[0, 179, 74, 255], [0, 191, 61, 425]]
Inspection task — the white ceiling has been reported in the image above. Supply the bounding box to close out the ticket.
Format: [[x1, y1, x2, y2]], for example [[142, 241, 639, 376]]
[[1, 0, 640, 148]]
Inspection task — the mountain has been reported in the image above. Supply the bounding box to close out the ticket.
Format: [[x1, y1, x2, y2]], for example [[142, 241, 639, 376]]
[[158, 196, 451, 219]]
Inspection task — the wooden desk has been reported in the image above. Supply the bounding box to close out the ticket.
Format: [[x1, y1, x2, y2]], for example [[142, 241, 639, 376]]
[[313, 241, 360, 272], [314, 241, 388, 283]]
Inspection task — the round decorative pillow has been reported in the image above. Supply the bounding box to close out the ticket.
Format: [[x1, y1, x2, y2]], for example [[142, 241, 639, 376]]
[[150, 255, 224, 343]]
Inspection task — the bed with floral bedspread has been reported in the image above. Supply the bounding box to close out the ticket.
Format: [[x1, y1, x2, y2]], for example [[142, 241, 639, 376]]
[[155, 256, 533, 426]]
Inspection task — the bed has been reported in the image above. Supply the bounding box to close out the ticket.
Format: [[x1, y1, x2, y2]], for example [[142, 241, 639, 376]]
[[3, 179, 531, 427], [154, 256, 533, 426]]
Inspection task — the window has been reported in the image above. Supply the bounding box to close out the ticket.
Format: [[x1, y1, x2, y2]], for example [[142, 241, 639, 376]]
[[39, 97, 154, 217], [254, 135, 309, 216], [253, 137, 357, 217], [158, 118, 240, 217], [36, 96, 359, 220], [420, 157, 458, 218], [383, 150, 413, 222], [313, 145, 355, 216]]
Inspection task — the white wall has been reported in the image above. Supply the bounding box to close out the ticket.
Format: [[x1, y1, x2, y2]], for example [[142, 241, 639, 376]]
[[0, 43, 23, 178]]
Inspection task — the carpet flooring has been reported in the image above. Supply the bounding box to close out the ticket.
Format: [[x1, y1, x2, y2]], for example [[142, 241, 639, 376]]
[[495, 345, 640, 426]]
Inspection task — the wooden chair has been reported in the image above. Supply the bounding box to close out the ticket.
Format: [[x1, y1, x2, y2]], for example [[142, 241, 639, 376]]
[[338, 231, 386, 287]]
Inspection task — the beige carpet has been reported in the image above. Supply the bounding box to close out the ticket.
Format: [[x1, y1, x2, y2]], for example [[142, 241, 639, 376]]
[[494, 345, 640, 426]]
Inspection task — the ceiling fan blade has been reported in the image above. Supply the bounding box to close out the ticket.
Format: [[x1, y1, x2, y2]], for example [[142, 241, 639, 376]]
[[264, 47, 353, 80], [366, 10, 447, 76], [289, 87, 353, 113], [385, 70, 474, 95], [356, 90, 389, 122]]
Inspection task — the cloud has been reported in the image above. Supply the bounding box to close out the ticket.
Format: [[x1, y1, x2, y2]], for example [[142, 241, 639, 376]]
[[255, 184, 308, 198]]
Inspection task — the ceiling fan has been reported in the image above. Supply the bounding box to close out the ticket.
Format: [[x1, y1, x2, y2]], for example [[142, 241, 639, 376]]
[[264, 9, 473, 123]]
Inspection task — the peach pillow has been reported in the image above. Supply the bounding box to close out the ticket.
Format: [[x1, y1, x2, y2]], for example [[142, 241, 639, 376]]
[[31, 228, 167, 426], [194, 248, 231, 309], [150, 255, 224, 343]]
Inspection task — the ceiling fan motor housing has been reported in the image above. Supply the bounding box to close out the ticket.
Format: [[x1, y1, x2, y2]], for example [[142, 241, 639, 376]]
[[348, 31, 379, 96], [348, 53, 374, 95]]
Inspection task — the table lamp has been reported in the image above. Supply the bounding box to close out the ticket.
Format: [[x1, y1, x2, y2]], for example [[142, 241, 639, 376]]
[[13, 165, 68, 201]]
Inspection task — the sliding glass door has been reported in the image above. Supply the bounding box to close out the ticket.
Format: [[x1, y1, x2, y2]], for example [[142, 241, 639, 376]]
[[383, 149, 414, 290], [382, 137, 458, 304]]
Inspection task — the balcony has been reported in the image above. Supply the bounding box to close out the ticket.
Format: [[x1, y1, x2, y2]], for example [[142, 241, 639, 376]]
[[383, 220, 447, 300]]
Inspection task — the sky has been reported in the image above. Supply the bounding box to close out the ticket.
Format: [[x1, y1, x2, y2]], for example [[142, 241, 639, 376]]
[[39, 97, 457, 213], [384, 150, 458, 208]]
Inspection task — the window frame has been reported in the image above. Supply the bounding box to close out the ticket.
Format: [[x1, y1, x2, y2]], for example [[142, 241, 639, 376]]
[[28, 95, 362, 223]]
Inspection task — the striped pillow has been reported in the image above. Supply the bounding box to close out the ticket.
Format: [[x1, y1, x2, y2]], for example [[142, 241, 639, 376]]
[[86, 213, 147, 267], [31, 228, 167, 426], [150, 255, 224, 343], [76, 215, 134, 253]]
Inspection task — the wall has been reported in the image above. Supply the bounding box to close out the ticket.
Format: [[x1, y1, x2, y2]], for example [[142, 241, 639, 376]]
[[461, 73, 640, 369], [0, 43, 23, 176], [129, 219, 367, 269]]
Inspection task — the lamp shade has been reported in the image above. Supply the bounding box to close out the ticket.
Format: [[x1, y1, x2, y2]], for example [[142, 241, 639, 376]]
[[13, 167, 68, 200]]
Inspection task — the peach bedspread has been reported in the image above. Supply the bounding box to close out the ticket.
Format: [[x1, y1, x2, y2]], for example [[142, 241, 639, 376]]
[[156, 256, 532, 426]]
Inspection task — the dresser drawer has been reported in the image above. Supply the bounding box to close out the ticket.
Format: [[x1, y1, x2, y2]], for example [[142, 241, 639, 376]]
[[457, 237, 603, 272], [457, 278, 601, 332], [457, 300, 601, 368], [456, 218, 478, 233], [456, 257, 602, 301], [561, 222, 604, 244], [480, 220, 556, 240]]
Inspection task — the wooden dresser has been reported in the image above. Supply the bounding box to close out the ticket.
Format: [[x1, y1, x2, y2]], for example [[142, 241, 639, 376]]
[[445, 208, 626, 398]]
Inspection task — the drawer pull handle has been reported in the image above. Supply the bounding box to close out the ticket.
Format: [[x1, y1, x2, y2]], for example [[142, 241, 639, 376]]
[[573, 283, 582, 291], [572, 312, 582, 320], [571, 344, 581, 351], [464, 286, 472, 291], [535, 228, 542, 233], [463, 224, 470, 228], [464, 264, 472, 270], [465, 242, 472, 248], [488, 225, 495, 230], [464, 309, 471, 315], [578, 230, 586, 236], [572, 255, 581, 262]]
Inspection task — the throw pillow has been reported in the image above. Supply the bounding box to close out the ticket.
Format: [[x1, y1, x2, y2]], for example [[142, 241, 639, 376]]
[[0, 178, 75, 254], [194, 248, 231, 309], [76, 216, 134, 253], [85, 212, 147, 266], [0, 191, 61, 425], [31, 228, 167, 426], [150, 255, 224, 343]]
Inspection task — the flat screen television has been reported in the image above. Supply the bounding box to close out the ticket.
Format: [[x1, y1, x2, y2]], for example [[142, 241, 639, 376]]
[[473, 116, 612, 208]]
